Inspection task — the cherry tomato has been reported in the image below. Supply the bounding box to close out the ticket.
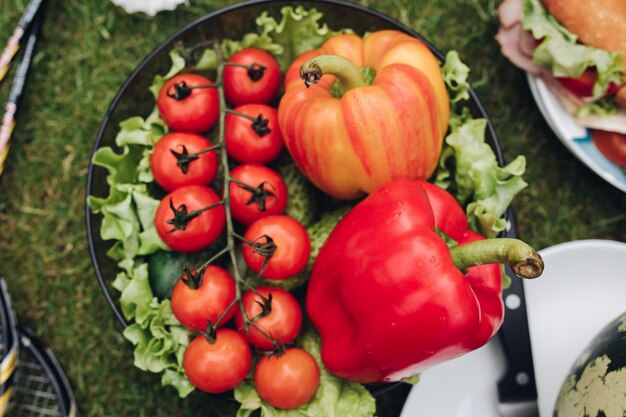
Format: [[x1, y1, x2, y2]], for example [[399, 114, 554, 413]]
[[234, 287, 302, 350], [242, 215, 310, 280], [157, 73, 219, 133], [254, 348, 320, 409], [223, 48, 281, 106], [229, 164, 288, 226], [154, 185, 225, 252], [183, 329, 251, 394], [225, 104, 284, 164], [591, 130, 626, 168], [150, 132, 218, 191], [171, 265, 236, 332], [557, 70, 620, 98]]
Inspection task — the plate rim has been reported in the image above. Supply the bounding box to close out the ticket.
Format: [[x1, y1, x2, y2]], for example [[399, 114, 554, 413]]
[[526, 73, 626, 193]]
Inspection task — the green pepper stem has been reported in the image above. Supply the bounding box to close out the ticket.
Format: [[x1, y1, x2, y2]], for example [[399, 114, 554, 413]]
[[299, 54, 366, 94], [450, 238, 544, 279]]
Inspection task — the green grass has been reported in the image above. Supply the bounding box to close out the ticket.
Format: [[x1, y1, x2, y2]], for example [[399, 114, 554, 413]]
[[0, 0, 625, 416]]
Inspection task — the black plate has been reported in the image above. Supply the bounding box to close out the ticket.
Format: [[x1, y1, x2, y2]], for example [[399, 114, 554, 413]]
[[85, 0, 511, 400]]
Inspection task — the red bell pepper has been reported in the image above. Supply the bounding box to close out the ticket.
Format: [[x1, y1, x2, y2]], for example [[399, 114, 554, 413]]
[[306, 179, 543, 383]]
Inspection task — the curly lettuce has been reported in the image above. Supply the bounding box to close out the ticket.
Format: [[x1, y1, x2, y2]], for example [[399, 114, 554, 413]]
[[88, 109, 168, 263], [437, 52, 528, 238], [442, 51, 470, 105], [113, 262, 193, 397]]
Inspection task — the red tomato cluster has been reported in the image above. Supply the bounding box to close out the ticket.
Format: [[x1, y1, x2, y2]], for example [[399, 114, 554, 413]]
[[151, 48, 319, 409]]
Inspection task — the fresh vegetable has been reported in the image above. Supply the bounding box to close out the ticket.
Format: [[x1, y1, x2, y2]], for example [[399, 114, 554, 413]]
[[591, 130, 626, 168], [307, 179, 543, 383], [234, 287, 303, 350], [435, 108, 528, 238], [183, 328, 251, 394], [229, 163, 288, 226], [149, 132, 218, 191], [154, 185, 225, 252], [254, 348, 320, 410], [235, 327, 376, 417], [225, 104, 284, 164], [242, 205, 350, 292], [170, 265, 236, 332], [557, 70, 621, 98], [157, 73, 219, 132], [278, 30, 450, 199], [554, 311, 626, 417], [224, 48, 282, 106], [242, 215, 310, 280]]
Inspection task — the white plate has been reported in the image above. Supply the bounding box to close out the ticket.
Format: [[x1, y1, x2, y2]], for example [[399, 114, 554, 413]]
[[526, 74, 626, 193], [400, 239, 626, 417]]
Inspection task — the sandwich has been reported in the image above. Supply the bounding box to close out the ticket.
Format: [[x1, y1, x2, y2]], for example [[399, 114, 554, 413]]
[[496, 0, 626, 166]]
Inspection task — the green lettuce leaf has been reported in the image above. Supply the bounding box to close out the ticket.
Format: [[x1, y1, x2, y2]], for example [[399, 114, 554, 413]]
[[442, 50, 470, 105], [435, 116, 528, 237], [88, 184, 167, 262], [235, 328, 376, 417], [87, 112, 168, 262], [522, 0, 625, 99], [437, 52, 527, 237], [575, 97, 619, 117], [115, 262, 194, 397]]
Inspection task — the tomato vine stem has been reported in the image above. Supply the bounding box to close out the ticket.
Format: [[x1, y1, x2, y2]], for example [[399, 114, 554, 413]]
[[212, 43, 281, 352]]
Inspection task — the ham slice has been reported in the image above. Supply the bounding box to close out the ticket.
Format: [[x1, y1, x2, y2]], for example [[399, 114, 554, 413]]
[[498, 0, 524, 28], [496, 23, 547, 74], [495, 0, 546, 74]]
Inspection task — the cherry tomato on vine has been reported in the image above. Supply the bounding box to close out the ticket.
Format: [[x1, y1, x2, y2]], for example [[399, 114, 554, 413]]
[[150, 132, 218, 191], [592, 129, 626, 167], [254, 348, 320, 409], [183, 328, 251, 394], [157, 73, 219, 133], [223, 48, 281, 106], [242, 215, 310, 280], [154, 185, 225, 252], [234, 287, 302, 350], [171, 265, 236, 332], [229, 164, 288, 226], [225, 104, 284, 164]]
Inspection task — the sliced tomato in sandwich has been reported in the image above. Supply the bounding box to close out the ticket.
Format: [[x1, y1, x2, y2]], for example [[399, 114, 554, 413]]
[[557, 70, 621, 98], [592, 130, 626, 168]]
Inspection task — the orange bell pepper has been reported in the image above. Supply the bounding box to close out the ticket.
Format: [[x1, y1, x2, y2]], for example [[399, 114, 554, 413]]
[[278, 30, 450, 199]]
